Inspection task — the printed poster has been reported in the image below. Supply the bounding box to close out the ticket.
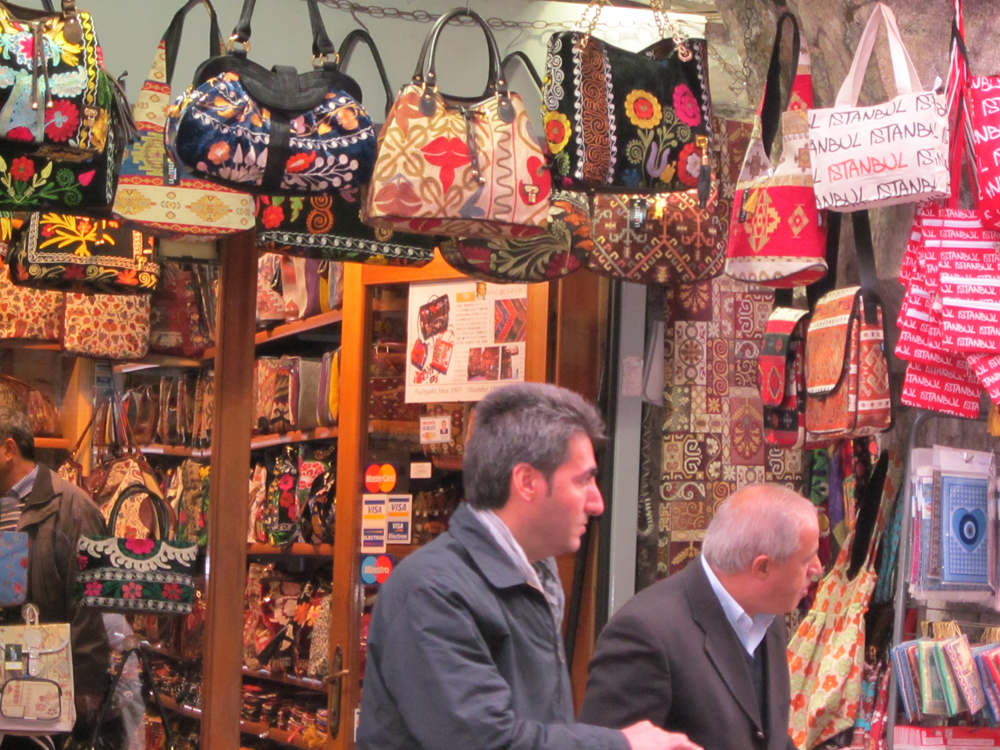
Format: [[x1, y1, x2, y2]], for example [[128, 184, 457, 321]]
[[406, 280, 528, 403]]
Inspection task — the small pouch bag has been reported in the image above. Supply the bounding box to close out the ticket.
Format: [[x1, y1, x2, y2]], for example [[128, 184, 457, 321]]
[[759, 306, 810, 448], [0, 532, 28, 607]]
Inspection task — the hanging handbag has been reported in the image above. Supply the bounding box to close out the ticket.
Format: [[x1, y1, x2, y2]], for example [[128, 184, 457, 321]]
[[807, 3, 949, 211], [149, 262, 214, 358], [0, 258, 61, 341], [113, 0, 253, 240], [0, 604, 75, 734], [725, 13, 828, 287], [363, 7, 550, 239], [759, 306, 810, 448], [60, 291, 150, 360], [0, 374, 60, 437], [542, 0, 711, 196], [256, 28, 436, 266], [804, 211, 892, 442], [165, 0, 376, 196], [9, 212, 159, 294]]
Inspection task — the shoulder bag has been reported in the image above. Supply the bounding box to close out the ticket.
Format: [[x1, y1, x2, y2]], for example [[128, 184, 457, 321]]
[[542, 0, 712, 196], [0, 257, 61, 341], [725, 12, 828, 287], [256, 28, 435, 266], [165, 0, 377, 196], [61, 291, 151, 360], [807, 3, 949, 211], [113, 0, 254, 240], [363, 7, 550, 239], [0, 374, 60, 437]]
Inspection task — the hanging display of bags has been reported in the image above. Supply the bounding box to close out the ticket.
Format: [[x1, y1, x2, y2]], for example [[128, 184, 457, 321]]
[[363, 7, 550, 239], [165, 0, 377, 196], [725, 12, 828, 287], [808, 3, 949, 211]]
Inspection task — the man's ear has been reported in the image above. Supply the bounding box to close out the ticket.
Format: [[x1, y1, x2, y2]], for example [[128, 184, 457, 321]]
[[509, 463, 541, 503], [750, 554, 771, 578]]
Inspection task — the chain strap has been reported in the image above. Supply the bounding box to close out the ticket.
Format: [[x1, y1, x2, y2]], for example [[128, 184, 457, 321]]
[[575, 0, 688, 49], [740, 0, 757, 100]]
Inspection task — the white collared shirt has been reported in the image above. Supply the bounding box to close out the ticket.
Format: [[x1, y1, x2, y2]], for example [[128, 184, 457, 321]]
[[700, 554, 774, 657]]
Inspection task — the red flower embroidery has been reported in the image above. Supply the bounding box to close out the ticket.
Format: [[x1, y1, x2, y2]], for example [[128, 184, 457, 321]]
[[518, 156, 551, 207], [78, 554, 89, 570], [261, 204, 284, 229], [44, 100, 80, 142], [286, 152, 317, 173], [78, 170, 95, 186], [421, 137, 471, 193], [84, 581, 103, 597], [122, 582, 144, 599], [676, 142, 702, 188], [116, 269, 139, 286], [64, 264, 86, 280], [162, 583, 182, 600], [125, 538, 156, 555], [10, 157, 34, 182], [6, 127, 33, 142], [673, 84, 702, 127], [207, 141, 230, 165], [278, 475, 295, 492]]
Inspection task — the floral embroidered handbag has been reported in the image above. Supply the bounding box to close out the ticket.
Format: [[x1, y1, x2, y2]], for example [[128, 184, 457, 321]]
[[542, 0, 712, 196], [61, 291, 150, 360], [0, 374, 61, 436], [165, 0, 377, 196], [0, 258, 61, 340], [256, 28, 435, 266], [363, 7, 550, 239], [112, 0, 254, 240], [724, 12, 828, 287], [9, 212, 159, 294]]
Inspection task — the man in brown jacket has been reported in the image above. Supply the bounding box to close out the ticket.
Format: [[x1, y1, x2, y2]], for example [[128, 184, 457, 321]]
[[0, 406, 111, 749]]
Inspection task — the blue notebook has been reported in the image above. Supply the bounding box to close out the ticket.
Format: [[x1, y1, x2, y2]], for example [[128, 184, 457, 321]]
[[940, 473, 991, 585]]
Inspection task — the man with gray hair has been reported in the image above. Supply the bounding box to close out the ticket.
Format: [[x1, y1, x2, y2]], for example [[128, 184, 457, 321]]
[[358, 383, 701, 750], [579, 484, 821, 750]]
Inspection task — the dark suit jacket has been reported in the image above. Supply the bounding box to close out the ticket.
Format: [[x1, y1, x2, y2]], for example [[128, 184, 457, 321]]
[[579, 557, 796, 750]]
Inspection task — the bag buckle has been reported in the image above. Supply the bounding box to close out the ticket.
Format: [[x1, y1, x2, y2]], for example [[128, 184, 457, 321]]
[[312, 52, 339, 69], [226, 35, 250, 55]]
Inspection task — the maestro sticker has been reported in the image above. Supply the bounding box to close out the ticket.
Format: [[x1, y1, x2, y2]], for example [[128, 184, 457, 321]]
[[360, 554, 394, 585]]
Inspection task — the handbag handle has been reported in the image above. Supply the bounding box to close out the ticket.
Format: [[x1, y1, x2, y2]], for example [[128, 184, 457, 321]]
[[412, 8, 514, 122], [230, 0, 337, 62], [107, 483, 171, 541], [501, 51, 543, 93], [835, 3, 923, 107], [758, 12, 801, 160], [163, 0, 224, 84], [338, 29, 393, 119]]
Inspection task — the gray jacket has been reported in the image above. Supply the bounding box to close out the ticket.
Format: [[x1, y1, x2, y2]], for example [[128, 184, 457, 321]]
[[18, 465, 111, 696], [357, 503, 629, 750]]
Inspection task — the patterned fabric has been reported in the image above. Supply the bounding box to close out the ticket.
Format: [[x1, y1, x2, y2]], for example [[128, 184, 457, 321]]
[[0, 6, 106, 155], [542, 34, 711, 191], [256, 190, 435, 266], [149, 262, 214, 357], [787, 453, 902, 750], [306, 593, 332, 678], [440, 189, 590, 283], [76, 535, 197, 614], [9, 212, 159, 294], [725, 32, 827, 286], [265, 446, 299, 546], [363, 84, 550, 239], [0, 259, 61, 340], [759, 307, 809, 448], [0, 531, 28, 606], [166, 71, 376, 195], [0, 618, 74, 733], [113, 33, 253, 240], [0, 377, 60, 437], [61, 291, 150, 360]]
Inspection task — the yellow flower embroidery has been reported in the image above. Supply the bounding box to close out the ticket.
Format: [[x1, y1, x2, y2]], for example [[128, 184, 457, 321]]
[[625, 90, 663, 129], [544, 111, 572, 154]]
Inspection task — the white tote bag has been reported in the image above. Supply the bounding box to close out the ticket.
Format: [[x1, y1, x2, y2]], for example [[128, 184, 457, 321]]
[[808, 3, 949, 211]]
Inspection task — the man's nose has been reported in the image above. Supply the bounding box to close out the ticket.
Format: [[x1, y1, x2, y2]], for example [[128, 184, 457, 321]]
[[587, 486, 605, 516]]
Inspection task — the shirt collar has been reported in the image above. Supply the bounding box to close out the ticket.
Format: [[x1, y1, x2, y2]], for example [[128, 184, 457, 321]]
[[3, 465, 38, 502], [700, 554, 774, 656]]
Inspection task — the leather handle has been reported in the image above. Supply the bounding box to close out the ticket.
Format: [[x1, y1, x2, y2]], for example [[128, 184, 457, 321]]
[[339, 28, 394, 119], [759, 12, 800, 160], [501, 50, 543, 93], [852, 209, 882, 327], [107, 483, 170, 541], [163, 0, 224, 85], [413, 8, 507, 100], [232, 0, 336, 58]]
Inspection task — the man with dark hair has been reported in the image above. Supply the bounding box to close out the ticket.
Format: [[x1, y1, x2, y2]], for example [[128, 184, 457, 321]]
[[0, 406, 111, 750], [357, 383, 701, 750]]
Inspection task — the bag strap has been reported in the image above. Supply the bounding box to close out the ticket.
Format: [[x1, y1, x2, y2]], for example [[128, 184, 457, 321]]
[[759, 12, 801, 160], [947, 0, 979, 208], [501, 51, 544, 93], [230, 0, 337, 63], [835, 3, 923, 107], [338, 29, 393, 119], [163, 0, 223, 85]]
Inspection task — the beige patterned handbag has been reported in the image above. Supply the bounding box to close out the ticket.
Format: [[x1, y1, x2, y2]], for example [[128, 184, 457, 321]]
[[363, 8, 550, 239]]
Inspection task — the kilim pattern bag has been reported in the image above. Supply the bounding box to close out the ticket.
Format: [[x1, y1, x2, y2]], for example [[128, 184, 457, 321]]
[[542, 0, 711, 196], [758, 306, 810, 448], [725, 13, 828, 287], [0, 258, 61, 340], [363, 8, 549, 239], [112, 0, 253, 240], [61, 291, 150, 360]]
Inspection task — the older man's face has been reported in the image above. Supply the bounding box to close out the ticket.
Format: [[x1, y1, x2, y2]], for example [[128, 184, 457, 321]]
[[758, 520, 822, 615]]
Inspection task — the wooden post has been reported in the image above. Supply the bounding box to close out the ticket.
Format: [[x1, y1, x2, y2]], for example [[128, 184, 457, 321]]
[[201, 232, 257, 750]]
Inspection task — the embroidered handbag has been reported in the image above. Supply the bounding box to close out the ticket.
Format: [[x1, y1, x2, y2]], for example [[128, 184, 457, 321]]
[[256, 28, 436, 266], [149, 262, 214, 358], [0, 604, 75, 734], [61, 291, 150, 360], [165, 0, 377, 196], [804, 211, 892, 442], [542, 0, 711, 196], [0, 531, 28, 607], [113, 0, 254, 240], [807, 3, 949, 211], [363, 8, 550, 239], [0, 258, 61, 341], [759, 306, 810, 448], [9, 212, 159, 294], [0, 374, 61, 437], [418, 294, 449, 340], [725, 13, 828, 287]]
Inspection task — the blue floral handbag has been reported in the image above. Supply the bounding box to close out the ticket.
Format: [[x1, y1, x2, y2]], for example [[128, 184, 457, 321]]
[[164, 0, 376, 196], [0, 531, 28, 607]]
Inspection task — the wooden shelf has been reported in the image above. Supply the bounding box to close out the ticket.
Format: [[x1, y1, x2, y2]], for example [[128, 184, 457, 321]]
[[368, 420, 419, 437], [242, 666, 326, 691], [33, 437, 69, 450], [247, 543, 334, 557], [142, 443, 208, 458], [251, 426, 338, 450], [114, 355, 203, 374], [159, 695, 202, 721], [0, 341, 60, 351], [142, 641, 199, 663], [203, 309, 344, 361]]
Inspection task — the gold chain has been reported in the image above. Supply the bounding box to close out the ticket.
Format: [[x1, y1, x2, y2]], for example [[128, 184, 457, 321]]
[[575, 0, 689, 43]]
